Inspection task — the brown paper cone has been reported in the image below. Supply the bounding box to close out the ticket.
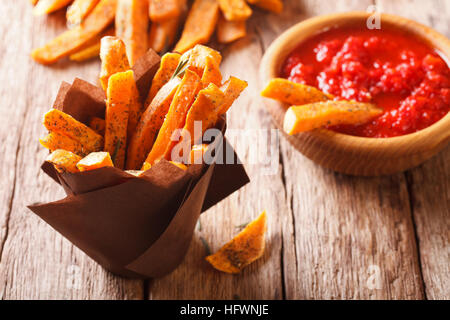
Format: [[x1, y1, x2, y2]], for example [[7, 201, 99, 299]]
[[29, 49, 250, 278]]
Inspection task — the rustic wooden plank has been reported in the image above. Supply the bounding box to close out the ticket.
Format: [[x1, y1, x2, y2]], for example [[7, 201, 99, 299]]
[[0, 0, 33, 288], [406, 147, 450, 300], [0, 2, 143, 299], [255, 0, 425, 299], [377, 0, 450, 300]]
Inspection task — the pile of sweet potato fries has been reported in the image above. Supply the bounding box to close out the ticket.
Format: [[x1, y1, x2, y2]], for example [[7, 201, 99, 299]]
[[30, 0, 283, 65], [41, 43, 247, 174]]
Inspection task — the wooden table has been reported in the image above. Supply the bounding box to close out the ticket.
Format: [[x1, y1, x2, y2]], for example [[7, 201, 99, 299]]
[[0, 0, 448, 300]]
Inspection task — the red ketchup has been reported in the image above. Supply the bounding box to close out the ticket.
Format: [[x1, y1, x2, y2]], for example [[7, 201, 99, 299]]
[[281, 26, 450, 138]]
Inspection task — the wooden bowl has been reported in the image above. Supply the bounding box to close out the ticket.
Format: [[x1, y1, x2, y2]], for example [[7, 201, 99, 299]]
[[260, 12, 450, 176]]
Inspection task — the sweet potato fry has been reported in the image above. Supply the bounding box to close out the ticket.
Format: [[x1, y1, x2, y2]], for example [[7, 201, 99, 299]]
[[124, 72, 143, 143], [174, 0, 220, 53], [148, 18, 179, 53], [149, 0, 181, 22], [218, 0, 252, 21], [99, 36, 131, 91], [146, 52, 181, 106], [104, 70, 133, 169], [30, 0, 40, 6], [76, 151, 114, 171], [180, 83, 225, 149], [261, 78, 331, 106], [247, 0, 283, 13], [69, 25, 115, 61], [149, 0, 187, 52], [143, 69, 201, 168], [189, 144, 208, 164], [217, 13, 246, 44], [218, 76, 248, 114], [187, 44, 222, 77], [70, 42, 101, 61], [115, 0, 149, 65], [43, 109, 104, 152], [31, 0, 117, 64], [46, 149, 83, 174], [141, 162, 151, 171], [33, 0, 73, 15], [40, 131, 88, 156], [283, 101, 383, 135], [206, 211, 267, 274], [127, 77, 181, 170], [88, 117, 106, 135], [200, 56, 222, 87], [67, 0, 100, 25]]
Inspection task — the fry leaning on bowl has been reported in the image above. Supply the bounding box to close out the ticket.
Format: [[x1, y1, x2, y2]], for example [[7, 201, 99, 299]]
[[260, 12, 450, 176]]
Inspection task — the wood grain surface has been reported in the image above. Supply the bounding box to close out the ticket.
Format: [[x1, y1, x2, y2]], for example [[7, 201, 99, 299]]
[[0, 0, 448, 300]]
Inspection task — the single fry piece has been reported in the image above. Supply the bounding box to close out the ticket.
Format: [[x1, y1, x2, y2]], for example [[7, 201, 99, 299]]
[[149, 0, 187, 52], [115, 0, 149, 65], [99, 36, 131, 91], [143, 69, 201, 168], [69, 25, 115, 62], [76, 151, 114, 171], [187, 44, 222, 78], [261, 78, 331, 106], [149, 0, 181, 22], [181, 83, 225, 148], [206, 211, 267, 274], [169, 161, 187, 170], [40, 132, 88, 157], [124, 71, 143, 143], [218, 76, 248, 114], [200, 56, 222, 87], [127, 78, 181, 170], [174, 0, 220, 53], [189, 144, 208, 164], [67, 0, 100, 25], [70, 41, 101, 61], [146, 52, 181, 106], [43, 109, 104, 152], [247, 0, 283, 14], [30, 0, 40, 5], [148, 18, 179, 53], [89, 116, 106, 136], [104, 71, 133, 169], [284, 101, 383, 135], [33, 0, 73, 15], [218, 0, 252, 21], [31, 0, 117, 64], [217, 13, 246, 44], [46, 149, 82, 174]]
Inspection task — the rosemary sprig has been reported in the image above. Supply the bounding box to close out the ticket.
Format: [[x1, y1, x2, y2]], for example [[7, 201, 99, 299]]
[[170, 51, 191, 80]]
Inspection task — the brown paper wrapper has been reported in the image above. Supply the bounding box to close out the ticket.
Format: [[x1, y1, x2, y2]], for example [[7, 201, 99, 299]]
[[28, 50, 249, 278]]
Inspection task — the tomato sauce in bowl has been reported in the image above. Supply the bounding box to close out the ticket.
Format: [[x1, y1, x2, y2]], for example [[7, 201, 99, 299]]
[[281, 26, 450, 138]]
